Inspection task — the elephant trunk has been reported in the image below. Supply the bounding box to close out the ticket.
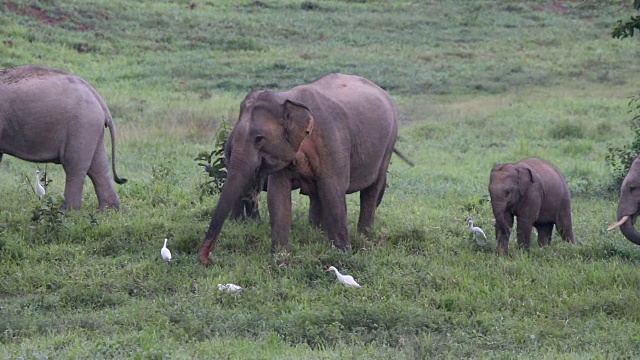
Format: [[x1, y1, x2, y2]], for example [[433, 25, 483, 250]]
[[491, 202, 511, 254], [199, 168, 253, 265], [617, 206, 640, 246]]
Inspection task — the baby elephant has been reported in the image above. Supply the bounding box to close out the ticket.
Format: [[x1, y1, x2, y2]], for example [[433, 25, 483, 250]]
[[0, 65, 126, 210], [488, 157, 574, 254]]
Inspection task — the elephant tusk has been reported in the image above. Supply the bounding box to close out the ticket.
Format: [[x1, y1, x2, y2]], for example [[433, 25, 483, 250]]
[[607, 215, 630, 231]]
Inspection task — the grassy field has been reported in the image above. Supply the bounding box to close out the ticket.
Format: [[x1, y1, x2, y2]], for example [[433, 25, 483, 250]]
[[2, 0, 640, 358]]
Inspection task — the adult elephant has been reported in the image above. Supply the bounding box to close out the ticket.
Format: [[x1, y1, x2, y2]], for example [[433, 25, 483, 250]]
[[488, 157, 574, 254], [608, 155, 640, 244], [0, 65, 127, 210], [199, 73, 398, 265]]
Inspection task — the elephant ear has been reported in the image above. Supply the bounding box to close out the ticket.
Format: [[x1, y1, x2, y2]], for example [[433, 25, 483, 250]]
[[282, 99, 314, 151], [517, 166, 535, 197]]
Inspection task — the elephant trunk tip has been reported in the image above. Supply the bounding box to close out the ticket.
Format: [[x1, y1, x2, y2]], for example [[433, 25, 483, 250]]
[[199, 236, 216, 266]]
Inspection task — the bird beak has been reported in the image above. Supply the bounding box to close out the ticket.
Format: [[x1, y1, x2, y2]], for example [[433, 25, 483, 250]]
[[324, 268, 330, 272]]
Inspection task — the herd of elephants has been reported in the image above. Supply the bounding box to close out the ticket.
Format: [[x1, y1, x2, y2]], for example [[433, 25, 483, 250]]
[[1, 64, 640, 266]]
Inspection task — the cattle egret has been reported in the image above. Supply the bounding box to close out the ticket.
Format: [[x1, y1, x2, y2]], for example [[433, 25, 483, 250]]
[[466, 217, 487, 246], [218, 283, 242, 292], [161, 238, 172, 261], [35, 170, 45, 199], [325, 266, 361, 287]]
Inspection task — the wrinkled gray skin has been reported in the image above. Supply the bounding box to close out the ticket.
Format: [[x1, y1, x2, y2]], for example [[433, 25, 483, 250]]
[[613, 155, 640, 245], [0, 65, 127, 210], [200, 73, 398, 265], [488, 157, 574, 254]]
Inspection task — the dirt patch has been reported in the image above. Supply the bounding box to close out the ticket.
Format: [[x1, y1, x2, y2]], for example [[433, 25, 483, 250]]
[[4, 2, 66, 26]]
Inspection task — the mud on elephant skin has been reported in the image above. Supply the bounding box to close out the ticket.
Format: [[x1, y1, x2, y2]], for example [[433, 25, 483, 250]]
[[199, 73, 399, 265], [608, 154, 640, 245], [488, 157, 575, 254], [0, 65, 127, 210]]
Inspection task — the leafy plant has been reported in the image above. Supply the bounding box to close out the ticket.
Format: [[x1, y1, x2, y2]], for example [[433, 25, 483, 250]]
[[194, 122, 230, 202], [605, 96, 640, 188], [30, 194, 66, 243], [611, 0, 640, 39]]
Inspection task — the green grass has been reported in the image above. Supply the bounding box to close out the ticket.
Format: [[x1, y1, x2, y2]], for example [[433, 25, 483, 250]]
[[2, 0, 640, 358]]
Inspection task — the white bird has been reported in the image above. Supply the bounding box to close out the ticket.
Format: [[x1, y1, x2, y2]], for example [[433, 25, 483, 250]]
[[466, 217, 487, 246], [35, 170, 45, 199], [161, 238, 172, 261], [217, 283, 243, 292], [325, 266, 361, 287]]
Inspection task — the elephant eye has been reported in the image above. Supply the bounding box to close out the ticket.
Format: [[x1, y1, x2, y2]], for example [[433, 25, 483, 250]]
[[631, 186, 639, 193], [255, 135, 265, 146]]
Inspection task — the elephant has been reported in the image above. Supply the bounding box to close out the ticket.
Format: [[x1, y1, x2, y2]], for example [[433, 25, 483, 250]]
[[199, 73, 398, 265], [0, 65, 127, 210], [488, 157, 574, 254], [608, 154, 640, 244]]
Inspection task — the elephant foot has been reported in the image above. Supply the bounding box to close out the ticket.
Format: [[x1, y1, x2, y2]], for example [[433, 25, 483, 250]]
[[333, 240, 352, 252]]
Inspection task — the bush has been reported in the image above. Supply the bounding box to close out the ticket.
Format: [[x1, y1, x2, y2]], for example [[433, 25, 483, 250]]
[[605, 96, 640, 188], [194, 122, 230, 202]]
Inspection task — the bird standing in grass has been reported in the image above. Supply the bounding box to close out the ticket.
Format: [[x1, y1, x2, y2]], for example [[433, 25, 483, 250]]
[[35, 170, 45, 199], [325, 266, 361, 287], [161, 238, 172, 262], [466, 217, 487, 246]]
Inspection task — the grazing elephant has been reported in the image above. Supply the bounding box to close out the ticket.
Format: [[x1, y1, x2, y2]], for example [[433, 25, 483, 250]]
[[488, 157, 574, 254], [0, 65, 127, 210], [199, 73, 398, 265], [608, 155, 640, 244]]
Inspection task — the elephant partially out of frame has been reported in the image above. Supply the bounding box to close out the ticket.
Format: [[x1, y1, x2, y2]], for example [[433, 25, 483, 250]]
[[608, 155, 640, 244], [199, 73, 399, 265], [488, 157, 575, 254], [0, 65, 127, 210]]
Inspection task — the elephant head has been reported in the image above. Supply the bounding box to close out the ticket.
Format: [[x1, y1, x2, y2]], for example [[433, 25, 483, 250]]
[[608, 155, 640, 245], [199, 91, 314, 265], [488, 163, 536, 247]]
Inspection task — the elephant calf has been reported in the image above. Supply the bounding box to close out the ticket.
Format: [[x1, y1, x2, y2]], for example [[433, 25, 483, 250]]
[[0, 65, 127, 210], [488, 157, 574, 254]]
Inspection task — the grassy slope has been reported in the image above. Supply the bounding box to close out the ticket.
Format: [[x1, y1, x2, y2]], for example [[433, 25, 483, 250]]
[[1, 0, 640, 358]]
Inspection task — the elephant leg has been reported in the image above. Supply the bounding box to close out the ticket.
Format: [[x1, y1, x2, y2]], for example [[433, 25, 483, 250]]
[[516, 218, 534, 252], [358, 169, 389, 235], [535, 223, 554, 247], [229, 199, 247, 220], [87, 143, 120, 210], [267, 174, 292, 253], [309, 192, 323, 230], [318, 180, 350, 251], [556, 206, 575, 243], [61, 166, 89, 210]]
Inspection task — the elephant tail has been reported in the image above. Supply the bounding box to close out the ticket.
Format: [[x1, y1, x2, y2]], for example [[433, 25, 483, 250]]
[[106, 116, 128, 185], [89, 84, 128, 185], [393, 147, 414, 167]]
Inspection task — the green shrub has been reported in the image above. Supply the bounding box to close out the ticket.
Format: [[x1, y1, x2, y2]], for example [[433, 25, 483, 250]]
[[605, 96, 640, 188], [194, 122, 230, 202]]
